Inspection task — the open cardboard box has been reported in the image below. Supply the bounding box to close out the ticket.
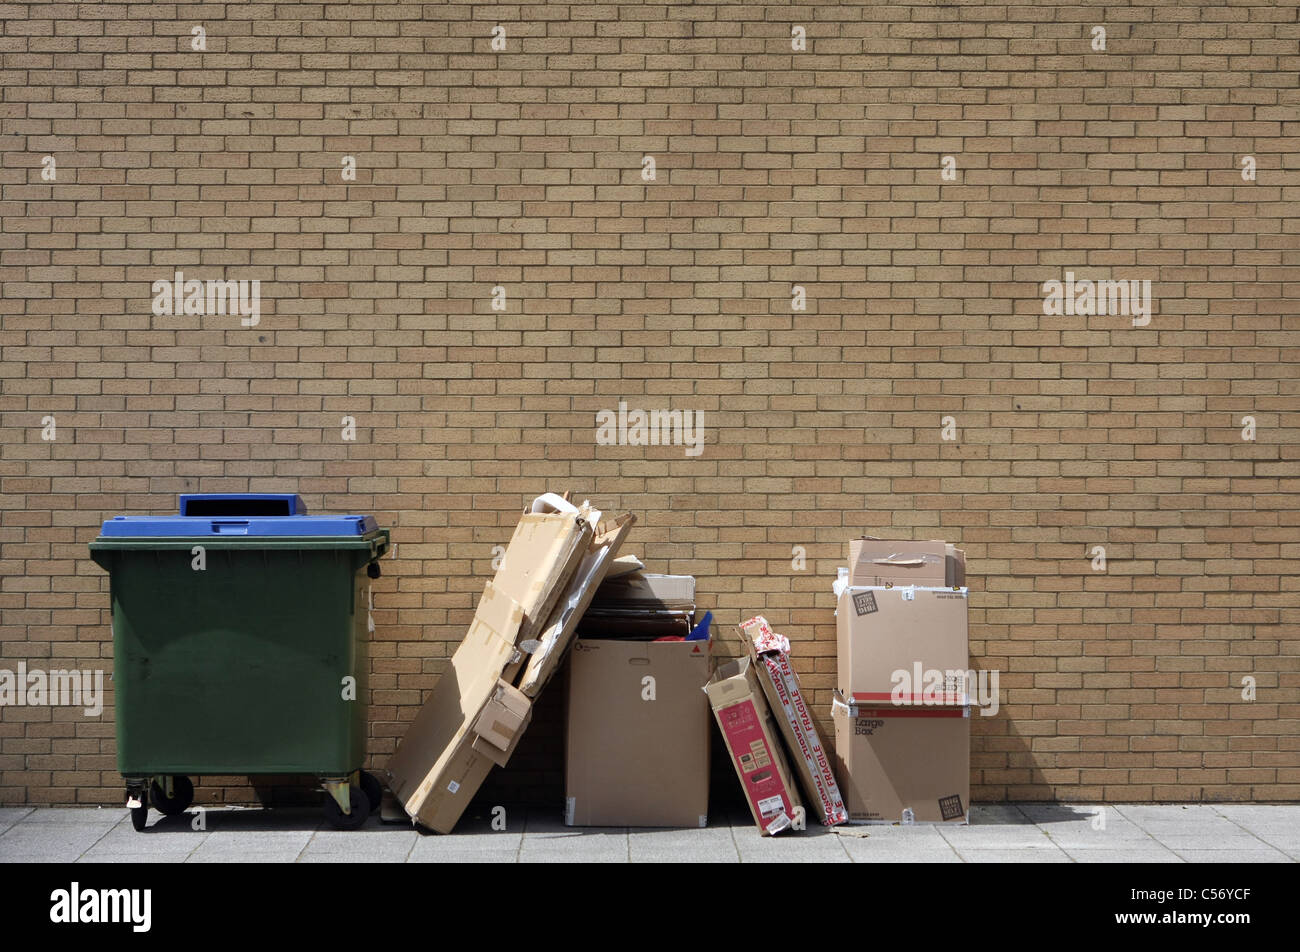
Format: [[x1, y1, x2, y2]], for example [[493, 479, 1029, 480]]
[[565, 635, 711, 828]]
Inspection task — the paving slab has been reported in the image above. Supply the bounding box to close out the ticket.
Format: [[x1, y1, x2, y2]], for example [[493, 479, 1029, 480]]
[[969, 804, 1030, 824], [187, 829, 314, 858], [78, 823, 208, 859], [734, 828, 850, 863], [939, 825, 1060, 848], [954, 848, 1072, 863], [628, 825, 741, 863], [406, 848, 517, 864], [185, 851, 301, 863], [1171, 848, 1292, 863], [0, 823, 111, 862], [18, 807, 123, 827], [518, 829, 630, 863], [847, 848, 965, 863], [299, 829, 418, 861], [76, 854, 190, 864], [0, 807, 33, 834], [1064, 849, 1183, 863]]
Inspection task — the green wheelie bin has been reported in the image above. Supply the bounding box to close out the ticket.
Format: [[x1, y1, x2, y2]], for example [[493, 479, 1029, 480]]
[[88, 493, 389, 831]]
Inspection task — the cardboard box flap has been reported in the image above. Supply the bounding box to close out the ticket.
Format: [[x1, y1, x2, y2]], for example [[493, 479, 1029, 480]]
[[384, 582, 525, 808], [470, 679, 534, 767], [472, 679, 531, 753], [517, 512, 636, 697]]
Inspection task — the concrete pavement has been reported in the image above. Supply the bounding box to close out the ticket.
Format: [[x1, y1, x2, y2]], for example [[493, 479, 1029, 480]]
[[1, 803, 1296, 863]]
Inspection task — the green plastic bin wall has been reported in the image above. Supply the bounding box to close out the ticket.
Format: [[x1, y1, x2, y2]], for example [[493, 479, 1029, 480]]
[[88, 532, 388, 777]]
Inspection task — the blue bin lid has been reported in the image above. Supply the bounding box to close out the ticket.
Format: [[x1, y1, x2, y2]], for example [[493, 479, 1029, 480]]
[[97, 494, 378, 537]]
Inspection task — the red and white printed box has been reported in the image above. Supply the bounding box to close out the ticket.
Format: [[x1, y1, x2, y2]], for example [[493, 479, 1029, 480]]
[[703, 656, 803, 836], [740, 616, 847, 827]]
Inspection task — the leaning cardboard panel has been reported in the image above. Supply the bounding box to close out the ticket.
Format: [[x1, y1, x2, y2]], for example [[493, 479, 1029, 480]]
[[739, 616, 846, 827], [517, 512, 636, 697], [831, 691, 970, 825], [494, 508, 596, 652], [384, 582, 528, 833], [835, 585, 969, 702], [704, 656, 803, 836], [565, 636, 711, 828]]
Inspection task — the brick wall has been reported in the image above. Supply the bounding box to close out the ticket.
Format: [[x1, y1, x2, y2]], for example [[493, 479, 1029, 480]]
[[1, 1, 1297, 809]]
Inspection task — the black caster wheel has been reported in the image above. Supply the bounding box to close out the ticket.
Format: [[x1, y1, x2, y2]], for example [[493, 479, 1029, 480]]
[[129, 803, 149, 832], [324, 787, 369, 831], [358, 770, 383, 814], [150, 775, 195, 816]]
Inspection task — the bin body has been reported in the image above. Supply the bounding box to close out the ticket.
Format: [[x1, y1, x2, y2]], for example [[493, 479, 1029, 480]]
[[89, 495, 387, 778]]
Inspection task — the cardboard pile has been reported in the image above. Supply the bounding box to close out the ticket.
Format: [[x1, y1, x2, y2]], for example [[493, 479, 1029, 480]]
[[384, 498, 634, 833], [831, 537, 971, 824]]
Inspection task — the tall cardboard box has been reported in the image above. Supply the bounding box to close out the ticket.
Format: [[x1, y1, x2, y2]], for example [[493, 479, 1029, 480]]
[[832, 535, 972, 825], [704, 656, 803, 835], [832, 692, 970, 824], [565, 637, 711, 828]]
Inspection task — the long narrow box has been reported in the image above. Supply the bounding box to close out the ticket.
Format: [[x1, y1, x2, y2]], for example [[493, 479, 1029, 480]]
[[739, 616, 846, 827], [704, 656, 803, 836]]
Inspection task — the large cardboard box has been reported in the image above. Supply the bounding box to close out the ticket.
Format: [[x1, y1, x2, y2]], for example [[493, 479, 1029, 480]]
[[832, 692, 970, 824], [739, 616, 846, 827], [565, 637, 711, 828], [836, 585, 970, 703], [383, 582, 530, 833], [704, 656, 803, 835]]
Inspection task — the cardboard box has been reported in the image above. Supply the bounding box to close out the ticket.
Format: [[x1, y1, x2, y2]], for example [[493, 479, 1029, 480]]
[[704, 656, 803, 835], [739, 616, 846, 827], [832, 692, 970, 824], [383, 582, 529, 833], [565, 637, 711, 828], [836, 585, 970, 703], [848, 537, 966, 588]]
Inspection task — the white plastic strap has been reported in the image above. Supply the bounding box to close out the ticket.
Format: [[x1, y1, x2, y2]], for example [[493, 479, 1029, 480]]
[[530, 492, 578, 514]]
